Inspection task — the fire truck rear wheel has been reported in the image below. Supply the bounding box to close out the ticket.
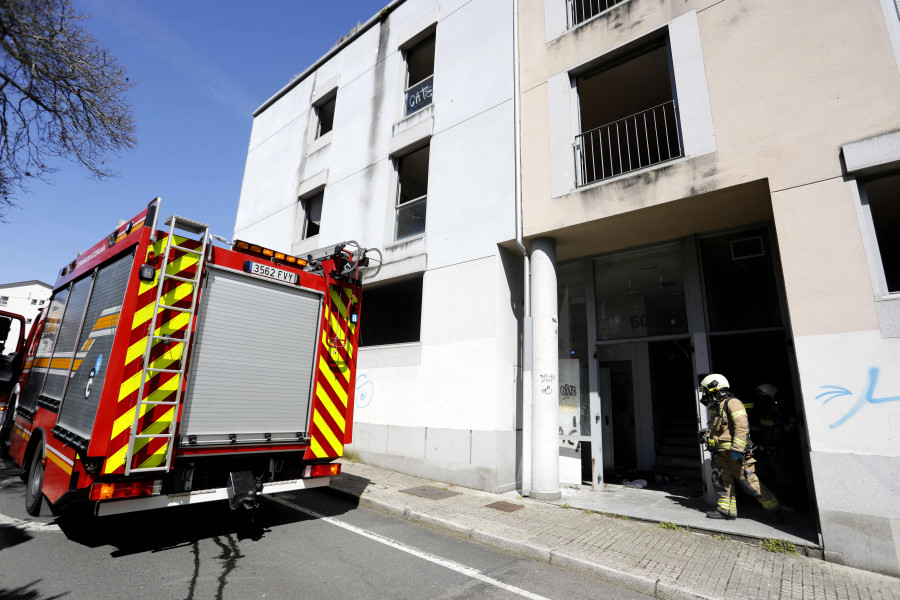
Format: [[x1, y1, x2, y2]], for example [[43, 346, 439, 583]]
[[24, 441, 45, 516]]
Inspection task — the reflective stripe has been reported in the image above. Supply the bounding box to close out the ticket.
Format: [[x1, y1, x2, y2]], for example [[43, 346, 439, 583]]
[[731, 409, 747, 419], [733, 437, 747, 450], [760, 419, 775, 426], [742, 403, 754, 410], [762, 497, 780, 510]]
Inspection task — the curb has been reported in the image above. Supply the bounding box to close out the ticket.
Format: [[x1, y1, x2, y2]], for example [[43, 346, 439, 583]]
[[326, 485, 722, 600]]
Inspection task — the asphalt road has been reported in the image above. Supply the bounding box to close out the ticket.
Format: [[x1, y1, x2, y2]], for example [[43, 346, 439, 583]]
[[0, 458, 652, 600]]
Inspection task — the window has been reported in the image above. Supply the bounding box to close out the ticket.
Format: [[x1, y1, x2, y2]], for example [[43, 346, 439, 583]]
[[30, 299, 37, 305], [404, 35, 435, 116], [314, 95, 336, 139], [574, 38, 682, 186], [568, 0, 629, 28], [359, 277, 423, 346], [860, 173, 900, 293], [301, 192, 323, 240], [40, 299, 45, 305], [395, 145, 429, 240], [0, 296, 7, 306], [26, 318, 32, 324]]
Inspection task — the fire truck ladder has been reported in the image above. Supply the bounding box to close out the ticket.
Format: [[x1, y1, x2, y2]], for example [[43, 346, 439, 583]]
[[124, 215, 209, 475]]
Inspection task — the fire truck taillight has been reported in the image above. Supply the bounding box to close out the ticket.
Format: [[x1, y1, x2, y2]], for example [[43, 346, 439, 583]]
[[304, 463, 341, 478], [89, 480, 162, 501]]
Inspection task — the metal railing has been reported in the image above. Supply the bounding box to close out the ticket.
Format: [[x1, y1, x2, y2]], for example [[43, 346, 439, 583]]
[[568, 0, 629, 28], [574, 100, 683, 187]]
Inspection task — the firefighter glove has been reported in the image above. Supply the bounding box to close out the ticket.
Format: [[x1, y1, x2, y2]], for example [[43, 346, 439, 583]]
[[698, 430, 708, 445], [731, 449, 743, 463]]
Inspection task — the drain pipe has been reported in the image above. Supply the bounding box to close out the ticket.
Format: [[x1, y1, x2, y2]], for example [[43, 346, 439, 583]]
[[512, 0, 533, 497]]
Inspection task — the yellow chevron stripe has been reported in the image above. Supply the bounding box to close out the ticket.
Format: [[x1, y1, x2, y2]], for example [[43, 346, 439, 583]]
[[310, 437, 326, 458], [318, 356, 348, 407], [331, 288, 348, 320], [104, 446, 127, 473], [315, 384, 346, 433], [106, 407, 175, 473], [138, 444, 168, 469], [313, 410, 343, 456], [118, 351, 181, 401]]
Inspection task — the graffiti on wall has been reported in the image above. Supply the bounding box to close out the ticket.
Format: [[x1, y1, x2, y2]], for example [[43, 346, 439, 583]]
[[816, 367, 900, 428], [355, 374, 375, 408]]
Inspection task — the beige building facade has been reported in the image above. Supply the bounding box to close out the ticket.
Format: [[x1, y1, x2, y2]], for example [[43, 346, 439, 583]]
[[517, 0, 900, 576]]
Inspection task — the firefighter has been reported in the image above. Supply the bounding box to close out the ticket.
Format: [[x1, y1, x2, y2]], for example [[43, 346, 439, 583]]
[[699, 374, 783, 523]]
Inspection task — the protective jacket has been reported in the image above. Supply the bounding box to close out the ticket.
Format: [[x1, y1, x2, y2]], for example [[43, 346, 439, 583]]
[[708, 395, 750, 454]]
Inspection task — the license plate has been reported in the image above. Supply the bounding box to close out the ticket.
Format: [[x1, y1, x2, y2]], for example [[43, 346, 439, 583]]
[[244, 261, 298, 284]]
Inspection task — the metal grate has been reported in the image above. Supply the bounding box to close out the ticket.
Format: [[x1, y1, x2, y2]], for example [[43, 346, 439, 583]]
[[574, 100, 683, 187], [568, 0, 629, 28]]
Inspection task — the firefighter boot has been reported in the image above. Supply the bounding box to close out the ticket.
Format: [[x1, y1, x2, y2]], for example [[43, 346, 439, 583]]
[[706, 510, 736, 520]]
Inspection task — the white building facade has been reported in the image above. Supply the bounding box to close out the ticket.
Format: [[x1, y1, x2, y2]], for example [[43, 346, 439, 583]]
[[0, 280, 52, 351], [235, 0, 522, 492]]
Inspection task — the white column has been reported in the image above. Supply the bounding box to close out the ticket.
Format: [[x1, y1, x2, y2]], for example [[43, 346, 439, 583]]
[[530, 237, 560, 500]]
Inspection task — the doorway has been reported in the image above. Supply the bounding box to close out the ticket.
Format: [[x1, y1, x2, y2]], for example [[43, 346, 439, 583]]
[[563, 224, 814, 515]]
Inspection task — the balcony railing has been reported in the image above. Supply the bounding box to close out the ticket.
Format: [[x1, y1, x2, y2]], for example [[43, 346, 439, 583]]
[[568, 0, 629, 28], [574, 100, 682, 187]]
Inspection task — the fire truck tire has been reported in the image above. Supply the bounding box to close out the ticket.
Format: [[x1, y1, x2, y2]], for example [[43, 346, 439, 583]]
[[24, 440, 45, 516]]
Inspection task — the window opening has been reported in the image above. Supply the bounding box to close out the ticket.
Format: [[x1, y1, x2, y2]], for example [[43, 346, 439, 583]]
[[359, 276, 423, 347], [0, 296, 7, 307], [405, 35, 435, 116], [575, 39, 682, 186], [568, 0, 629, 28], [315, 96, 336, 139], [395, 145, 429, 240], [301, 193, 323, 239], [861, 173, 900, 293]]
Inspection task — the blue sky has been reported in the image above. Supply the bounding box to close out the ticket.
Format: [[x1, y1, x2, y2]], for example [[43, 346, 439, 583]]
[[0, 0, 387, 285]]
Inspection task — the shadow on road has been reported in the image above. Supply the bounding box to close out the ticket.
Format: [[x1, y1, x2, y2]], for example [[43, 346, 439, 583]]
[[0, 581, 67, 600], [50, 480, 364, 557]]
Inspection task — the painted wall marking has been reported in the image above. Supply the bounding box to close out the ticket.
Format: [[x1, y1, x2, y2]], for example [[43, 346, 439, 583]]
[[816, 367, 900, 428]]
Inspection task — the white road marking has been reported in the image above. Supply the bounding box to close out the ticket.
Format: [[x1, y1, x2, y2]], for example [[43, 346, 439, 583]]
[[0, 512, 61, 532], [269, 496, 552, 600]]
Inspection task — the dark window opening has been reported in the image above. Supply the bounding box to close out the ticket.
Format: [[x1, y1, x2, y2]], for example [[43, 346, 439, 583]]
[[862, 173, 900, 293], [359, 277, 423, 347], [315, 96, 336, 138], [301, 193, 323, 239], [405, 36, 435, 116], [396, 145, 429, 240], [575, 39, 682, 186]]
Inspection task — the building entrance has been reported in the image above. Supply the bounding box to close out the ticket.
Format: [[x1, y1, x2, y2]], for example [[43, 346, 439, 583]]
[[558, 224, 813, 514]]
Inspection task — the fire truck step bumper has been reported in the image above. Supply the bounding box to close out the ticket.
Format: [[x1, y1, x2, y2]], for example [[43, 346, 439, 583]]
[[94, 476, 331, 517]]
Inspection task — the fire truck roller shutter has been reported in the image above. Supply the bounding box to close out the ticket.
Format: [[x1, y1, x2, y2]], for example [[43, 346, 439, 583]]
[[19, 288, 70, 413], [57, 252, 134, 438], [180, 266, 322, 443]]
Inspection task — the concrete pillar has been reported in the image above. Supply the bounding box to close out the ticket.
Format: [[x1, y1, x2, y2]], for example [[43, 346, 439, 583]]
[[530, 237, 560, 500]]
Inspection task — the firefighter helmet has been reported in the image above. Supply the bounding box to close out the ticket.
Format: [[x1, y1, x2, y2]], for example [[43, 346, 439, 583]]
[[699, 374, 730, 406], [700, 374, 729, 392], [755, 383, 779, 407]]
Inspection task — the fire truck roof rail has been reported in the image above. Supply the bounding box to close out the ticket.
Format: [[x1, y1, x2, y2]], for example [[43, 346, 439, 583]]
[[164, 215, 208, 236]]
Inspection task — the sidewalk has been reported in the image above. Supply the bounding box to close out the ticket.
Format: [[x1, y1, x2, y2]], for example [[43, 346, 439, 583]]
[[329, 460, 900, 600]]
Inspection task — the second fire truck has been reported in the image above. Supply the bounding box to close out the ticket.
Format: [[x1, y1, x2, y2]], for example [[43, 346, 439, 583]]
[[5, 197, 377, 516]]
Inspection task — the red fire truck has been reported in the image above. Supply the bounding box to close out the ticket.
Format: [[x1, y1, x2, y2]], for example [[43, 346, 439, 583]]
[[6, 198, 376, 516]]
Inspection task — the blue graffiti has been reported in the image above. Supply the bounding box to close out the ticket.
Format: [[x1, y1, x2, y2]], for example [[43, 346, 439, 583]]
[[356, 374, 374, 408], [816, 367, 900, 428]]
